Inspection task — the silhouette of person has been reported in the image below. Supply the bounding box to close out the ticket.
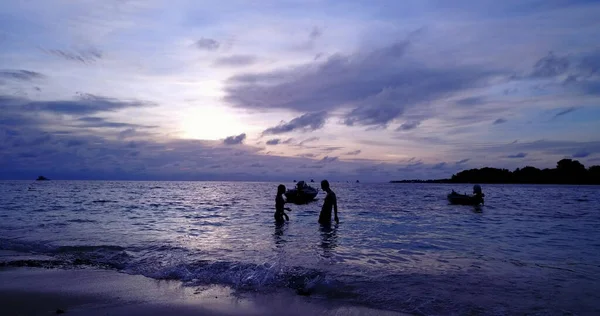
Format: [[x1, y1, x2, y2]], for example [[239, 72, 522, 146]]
[[473, 184, 485, 205], [275, 184, 291, 222], [318, 180, 338, 225]]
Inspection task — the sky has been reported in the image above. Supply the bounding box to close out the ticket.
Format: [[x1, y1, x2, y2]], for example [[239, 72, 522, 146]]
[[1, 0, 599, 181]]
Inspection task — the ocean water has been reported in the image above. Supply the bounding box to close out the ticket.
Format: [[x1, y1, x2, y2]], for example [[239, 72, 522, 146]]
[[1, 180, 599, 315]]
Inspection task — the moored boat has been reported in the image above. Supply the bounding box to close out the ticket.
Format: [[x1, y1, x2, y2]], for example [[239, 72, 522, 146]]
[[285, 181, 318, 204], [448, 185, 485, 205]]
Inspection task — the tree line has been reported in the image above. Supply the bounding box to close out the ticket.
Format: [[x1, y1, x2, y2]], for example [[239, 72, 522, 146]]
[[391, 159, 600, 185]]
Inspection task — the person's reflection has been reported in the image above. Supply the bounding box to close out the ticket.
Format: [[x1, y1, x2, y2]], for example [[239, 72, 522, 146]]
[[273, 221, 287, 248], [319, 223, 338, 258]]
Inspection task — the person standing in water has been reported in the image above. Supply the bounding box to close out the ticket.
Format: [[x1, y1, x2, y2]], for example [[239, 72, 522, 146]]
[[318, 180, 339, 225], [275, 184, 291, 222]]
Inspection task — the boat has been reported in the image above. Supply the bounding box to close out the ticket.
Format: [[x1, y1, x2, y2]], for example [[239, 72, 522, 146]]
[[36, 176, 49, 181], [285, 181, 318, 204], [447, 190, 484, 205]]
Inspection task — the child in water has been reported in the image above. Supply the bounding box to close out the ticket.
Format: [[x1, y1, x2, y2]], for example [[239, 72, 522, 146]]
[[275, 184, 291, 222]]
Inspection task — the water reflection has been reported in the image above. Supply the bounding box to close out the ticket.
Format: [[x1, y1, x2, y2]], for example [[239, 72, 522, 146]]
[[273, 221, 287, 247], [319, 223, 338, 258]]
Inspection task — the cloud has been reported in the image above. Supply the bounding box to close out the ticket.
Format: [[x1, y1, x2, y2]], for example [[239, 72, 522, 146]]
[[530, 52, 570, 78], [296, 153, 317, 158], [573, 151, 590, 158], [396, 121, 421, 131], [432, 162, 447, 169], [262, 111, 327, 135], [298, 137, 319, 146], [117, 128, 139, 140], [309, 26, 322, 40], [345, 150, 361, 156], [42, 48, 102, 64], [224, 39, 500, 127], [195, 38, 220, 51], [213, 55, 257, 67], [0, 70, 45, 81], [456, 158, 470, 164], [554, 107, 578, 118], [320, 156, 338, 163], [320, 146, 343, 153], [507, 152, 528, 158], [223, 133, 246, 145], [455, 96, 484, 107], [493, 118, 507, 125], [75, 117, 157, 129], [266, 138, 281, 145], [1, 94, 155, 116]]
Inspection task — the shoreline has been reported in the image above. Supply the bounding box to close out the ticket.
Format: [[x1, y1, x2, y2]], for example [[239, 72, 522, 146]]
[[0, 267, 408, 316]]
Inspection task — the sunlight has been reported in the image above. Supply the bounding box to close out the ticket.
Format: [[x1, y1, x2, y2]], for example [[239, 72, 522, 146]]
[[179, 106, 247, 140]]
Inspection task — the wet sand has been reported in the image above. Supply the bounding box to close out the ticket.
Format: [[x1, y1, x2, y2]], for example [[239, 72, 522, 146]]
[[0, 267, 407, 316]]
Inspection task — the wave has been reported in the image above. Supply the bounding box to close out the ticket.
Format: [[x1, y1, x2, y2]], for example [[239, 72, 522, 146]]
[[67, 219, 98, 223], [0, 238, 340, 295], [0, 239, 503, 315]]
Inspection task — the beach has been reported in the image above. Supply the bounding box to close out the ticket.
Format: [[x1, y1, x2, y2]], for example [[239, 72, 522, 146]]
[[0, 267, 405, 316]]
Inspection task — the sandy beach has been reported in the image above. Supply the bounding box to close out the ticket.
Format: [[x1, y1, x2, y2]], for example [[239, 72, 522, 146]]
[[0, 267, 407, 316]]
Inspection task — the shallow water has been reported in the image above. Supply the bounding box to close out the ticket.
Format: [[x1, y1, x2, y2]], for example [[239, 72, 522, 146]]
[[1, 181, 599, 315]]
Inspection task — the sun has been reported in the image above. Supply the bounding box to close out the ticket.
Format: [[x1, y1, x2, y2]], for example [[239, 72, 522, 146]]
[[179, 106, 246, 140]]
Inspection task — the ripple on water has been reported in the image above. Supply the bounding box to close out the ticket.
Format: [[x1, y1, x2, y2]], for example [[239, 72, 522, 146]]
[[1, 181, 600, 315]]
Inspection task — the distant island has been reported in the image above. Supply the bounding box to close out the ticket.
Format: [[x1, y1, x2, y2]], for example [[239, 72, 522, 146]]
[[36, 176, 49, 181], [391, 159, 600, 185]]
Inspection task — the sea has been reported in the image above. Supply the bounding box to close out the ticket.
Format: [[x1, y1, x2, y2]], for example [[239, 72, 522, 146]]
[[1, 180, 599, 315]]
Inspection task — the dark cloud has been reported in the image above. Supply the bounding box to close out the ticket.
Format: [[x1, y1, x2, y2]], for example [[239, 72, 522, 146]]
[[1, 94, 154, 116], [530, 52, 570, 78], [196, 38, 220, 51], [42, 48, 102, 64], [309, 27, 322, 40], [213, 55, 257, 67], [527, 50, 600, 97], [225, 39, 499, 127], [396, 121, 421, 131], [320, 156, 338, 163], [320, 146, 343, 153], [472, 140, 600, 159], [432, 162, 447, 169], [298, 137, 319, 146], [75, 117, 157, 129], [578, 49, 600, 76], [507, 152, 527, 158], [262, 111, 327, 135], [493, 118, 507, 125], [66, 139, 86, 147], [554, 107, 578, 117], [0, 70, 45, 81], [117, 128, 139, 140], [573, 151, 590, 158], [295, 153, 316, 158], [266, 138, 281, 145], [456, 158, 470, 164], [455, 96, 484, 106], [345, 150, 361, 156], [223, 133, 246, 145]]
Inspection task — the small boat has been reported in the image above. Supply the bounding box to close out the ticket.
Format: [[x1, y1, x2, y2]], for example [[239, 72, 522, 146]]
[[447, 190, 484, 205], [36, 176, 49, 181], [285, 181, 318, 204]]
